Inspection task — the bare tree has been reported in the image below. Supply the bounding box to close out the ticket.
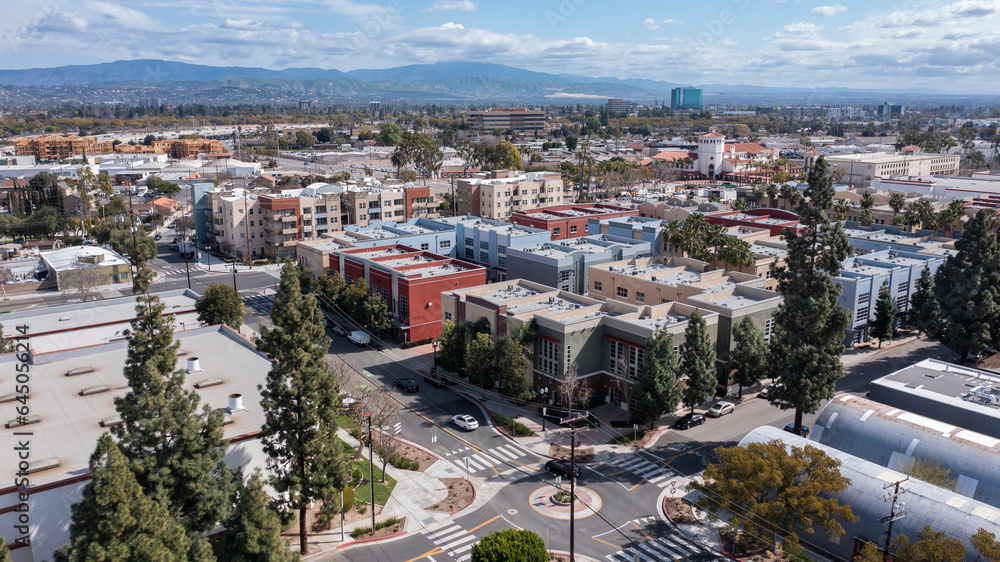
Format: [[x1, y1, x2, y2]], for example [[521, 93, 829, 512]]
[[365, 389, 401, 482], [558, 361, 594, 412], [62, 267, 105, 302]]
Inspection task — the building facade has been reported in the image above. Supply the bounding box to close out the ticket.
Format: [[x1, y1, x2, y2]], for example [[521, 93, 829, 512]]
[[449, 217, 551, 282], [330, 245, 487, 341], [454, 170, 565, 220], [825, 152, 960, 184], [606, 99, 633, 113], [14, 135, 114, 161], [506, 234, 651, 294], [510, 203, 638, 241], [670, 88, 703, 110], [465, 107, 546, 135]]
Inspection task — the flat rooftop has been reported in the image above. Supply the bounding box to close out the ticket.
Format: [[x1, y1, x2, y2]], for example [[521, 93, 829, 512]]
[[402, 263, 473, 278], [390, 224, 435, 235], [648, 269, 703, 285], [461, 220, 540, 236], [482, 284, 544, 304], [625, 311, 689, 331], [0, 325, 271, 488], [349, 246, 409, 259], [876, 358, 1000, 413], [841, 260, 895, 275], [750, 244, 787, 257], [506, 294, 593, 315], [870, 254, 930, 268], [608, 262, 674, 276], [379, 254, 437, 269]]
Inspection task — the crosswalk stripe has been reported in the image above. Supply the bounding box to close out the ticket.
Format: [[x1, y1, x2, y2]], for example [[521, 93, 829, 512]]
[[428, 524, 461, 539], [436, 529, 467, 543], [470, 454, 491, 468], [638, 543, 669, 559], [464, 457, 485, 471], [500, 444, 528, 457], [478, 452, 501, 465], [487, 447, 514, 461], [447, 534, 477, 548], [647, 474, 668, 483], [660, 536, 698, 557], [647, 540, 682, 559]]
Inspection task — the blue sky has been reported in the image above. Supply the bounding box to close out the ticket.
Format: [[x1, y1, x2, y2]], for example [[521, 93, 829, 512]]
[[2, 0, 999, 92]]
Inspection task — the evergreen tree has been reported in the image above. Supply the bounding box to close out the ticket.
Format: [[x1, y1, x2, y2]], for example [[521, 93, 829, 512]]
[[930, 210, 1000, 363], [196, 283, 245, 330], [466, 332, 495, 390], [769, 156, 853, 433], [63, 434, 192, 562], [0, 537, 10, 562], [870, 281, 897, 349], [633, 329, 681, 429], [909, 266, 939, 336], [494, 334, 533, 402], [679, 311, 716, 413], [362, 293, 393, 337], [256, 262, 347, 555], [729, 317, 769, 399], [222, 470, 300, 562], [112, 294, 233, 536]]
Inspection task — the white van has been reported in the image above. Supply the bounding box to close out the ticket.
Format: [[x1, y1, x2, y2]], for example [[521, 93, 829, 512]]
[[348, 331, 370, 346]]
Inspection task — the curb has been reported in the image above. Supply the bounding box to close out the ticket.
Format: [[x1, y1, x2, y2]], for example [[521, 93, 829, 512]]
[[659, 493, 743, 562], [449, 477, 477, 516], [334, 529, 408, 550]]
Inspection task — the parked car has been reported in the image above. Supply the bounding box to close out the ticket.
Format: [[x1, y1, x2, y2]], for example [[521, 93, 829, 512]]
[[707, 401, 735, 418], [153, 234, 162, 241], [673, 413, 706, 430], [394, 378, 419, 392], [348, 331, 370, 346], [545, 459, 580, 479], [331, 324, 349, 337], [451, 414, 478, 431], [783, 423, 810, 437], [424, 373, 449, 387], [168, 244, 179, 251], [759, 383, 784, 400]]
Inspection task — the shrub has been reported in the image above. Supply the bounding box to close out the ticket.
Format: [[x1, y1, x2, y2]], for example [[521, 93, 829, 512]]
[[493, 413, 534, 437], [343, 487, 355, 512], [471, 529, 547, 562], [358, 505, 367, 515], [350, 516, 402, 538]]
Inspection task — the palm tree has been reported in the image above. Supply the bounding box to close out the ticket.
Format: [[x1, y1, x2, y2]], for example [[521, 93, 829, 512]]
[[779, 184, 800, 210], [908, 200, 937, 231], [860, 192, 875, 211], [833, 199, 851, 221], [888, 192, 906, 218], [731, 198, 749, 211], [765, 183, 779, 208], [751, 186, 766, 207], [716, 237, 755, 268]]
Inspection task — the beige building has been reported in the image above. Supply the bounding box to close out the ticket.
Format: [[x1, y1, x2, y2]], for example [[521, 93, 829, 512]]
[[825, 152, 960, 184], [14, 135, 113, 161], [465, 107, 545, 135], [341, 184, 438, 228], [208, 184, 344, 261], [455, 170, 564, 220]]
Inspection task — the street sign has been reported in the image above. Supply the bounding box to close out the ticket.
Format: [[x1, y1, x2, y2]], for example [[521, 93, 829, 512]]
[[555, 476, 562, 490], [633, 424, 638, 430]]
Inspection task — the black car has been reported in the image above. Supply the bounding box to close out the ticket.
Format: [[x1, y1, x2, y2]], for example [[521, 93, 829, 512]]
[[673, 413, 706, 430], [423, 373, 449, 387], [545, 459, 580, 479], [394, 378, 419, 392], [154, 234, 162, 241], [783, 423, 810, 437]]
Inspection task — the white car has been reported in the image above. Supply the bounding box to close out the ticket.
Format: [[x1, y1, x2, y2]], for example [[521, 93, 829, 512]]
[[452, 414, 479, 431], [707, 401, 735, 418]]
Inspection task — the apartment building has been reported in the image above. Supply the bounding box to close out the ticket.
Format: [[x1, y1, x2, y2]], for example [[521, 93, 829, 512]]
[[834, 249, 945, 346], [587, 256, 781, 368], [511, 203, 637, 241], [705, 208, 804, 237], [114, 138, 227, 159], [14, 135, 114, 161], [606, 98, 633, 113], [341, 185, 439, 228], [825, 152, 960, 184], [330, 245, 487, 341], [208, 184, 343, 261], [444, 216, 551, 282], [506, 234, 651, 294], [455, 170, 564, 220], [465, 107, 546, 135], [441, 279, 719, 409]]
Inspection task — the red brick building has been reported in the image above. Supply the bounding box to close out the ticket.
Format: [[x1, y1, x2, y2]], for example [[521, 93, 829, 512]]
[[510, 203, 638, 241], [705, 208, 804, 237], [329, 245, 487, 342]]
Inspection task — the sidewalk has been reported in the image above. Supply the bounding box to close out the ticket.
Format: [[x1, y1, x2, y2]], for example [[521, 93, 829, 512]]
[[841, 330, 923, 367]]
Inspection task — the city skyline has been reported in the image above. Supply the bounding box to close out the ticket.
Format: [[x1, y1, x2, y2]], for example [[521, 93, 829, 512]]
[[1, 0, 999, 94]]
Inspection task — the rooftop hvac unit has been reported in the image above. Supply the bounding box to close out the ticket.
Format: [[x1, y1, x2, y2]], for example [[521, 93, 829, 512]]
[[187, 357, 201, 373], [228, 393, 245, 412]]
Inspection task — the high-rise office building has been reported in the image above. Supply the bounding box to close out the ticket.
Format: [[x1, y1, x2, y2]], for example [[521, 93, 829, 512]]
[[670, 87, 703, 110]]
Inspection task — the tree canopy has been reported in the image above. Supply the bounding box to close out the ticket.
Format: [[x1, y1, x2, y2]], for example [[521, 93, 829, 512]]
[[632, 329, 681, 428], [470, 529, 547, 562], [691, 439, 856, 549], [729, 317, 769, 399], [679, 311, 716, 413], [221, 470, 300, 562], [196, 283, 245, 330]]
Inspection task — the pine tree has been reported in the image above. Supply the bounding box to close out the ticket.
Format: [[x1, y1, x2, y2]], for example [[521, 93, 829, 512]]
[[769, 156, 853, 433], [0, 537, 11, 562], [909, 266, 939, 336], [112, 294, 233, 536], [930, 210, 1000, 363], [729, 317, 769, 399], [223, 470, 300, 562], [256, 262, 347, 555], [870, 281, 897, 349], [679, 311, 717, 413], [64, 434, 191, 562], [633, 329, 681, 429]]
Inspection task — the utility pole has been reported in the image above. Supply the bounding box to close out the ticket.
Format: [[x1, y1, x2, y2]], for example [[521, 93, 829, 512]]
[[367, 414, 376, 532], [560, 413, 586, 562], [879, 476, 909, 561]]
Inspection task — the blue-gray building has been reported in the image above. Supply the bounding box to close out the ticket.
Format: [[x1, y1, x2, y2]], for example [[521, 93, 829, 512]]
[[834, 249, 945, 346], [506, 234, 651, 294], [190, 181, 217, 248], [587, 215, 669, 254], [670, 87, 703, 110], [842, 221, 942, 255], [438, 216, 551, 282]]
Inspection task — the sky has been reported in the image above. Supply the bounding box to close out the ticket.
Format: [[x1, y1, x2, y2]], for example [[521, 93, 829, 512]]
[[2, 0, 1000, 93]]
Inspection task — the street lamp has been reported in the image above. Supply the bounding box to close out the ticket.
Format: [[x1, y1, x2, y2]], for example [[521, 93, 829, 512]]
[[431, 339, 438, 373], [231, 265, 238, 292]]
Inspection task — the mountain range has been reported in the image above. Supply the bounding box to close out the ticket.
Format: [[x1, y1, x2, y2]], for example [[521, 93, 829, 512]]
[[1, 60, 995, 105]]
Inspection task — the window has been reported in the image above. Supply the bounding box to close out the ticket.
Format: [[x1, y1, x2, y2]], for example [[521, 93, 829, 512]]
[[636, 291, 645, 303], [440, 240, 451, 249], [896, 294, 907, 310], [570, 225, 577, 234], [856, 307, 869, 323], [498, 256, 506, 269], [559, 271, 571, 281], [617, 286, 628, 298], [399, 296, 409, 322], [897, 282, 908, 294], [479, 254, 489, 265], [553, 227, 561, 236], [594, 281, 603, 291], [857, 292, 871, 306], [444, 312, 452, 321], [609, 340, 643, 380], [239, 208, 244, 214], [250, 232, 255, 239], [421, 243, 429, 250], [498, 245, 507, 254], [465, 248, 474, 260], [764, 318, 775, 343], [480, 241, 489, 250], [250, 220, 254, 227], [538, 339, 559, 377], [380, 288, 388, 300]]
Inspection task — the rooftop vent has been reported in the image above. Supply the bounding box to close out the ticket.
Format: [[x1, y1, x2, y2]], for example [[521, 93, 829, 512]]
[[6, 415, 40, 428], [228, 393, 245, 412], [65, 366, 95, 377], [195, 378, 224, 389], [100, 415, 123, 428], [80, 385, 110, 396], [187, 357, 201, 373], [26, 458, 61, 474]]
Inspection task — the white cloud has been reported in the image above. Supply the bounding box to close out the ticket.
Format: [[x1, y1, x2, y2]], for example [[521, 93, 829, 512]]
[[422, 0, 478, 13], [812, 4, 847, 16], [640, 18, 684, 30], [782, 22, 821, 34], [85, 1, 158, 30]]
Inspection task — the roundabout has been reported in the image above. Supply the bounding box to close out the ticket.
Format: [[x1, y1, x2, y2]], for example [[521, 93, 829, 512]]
[[528, 485, 602, 520]]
